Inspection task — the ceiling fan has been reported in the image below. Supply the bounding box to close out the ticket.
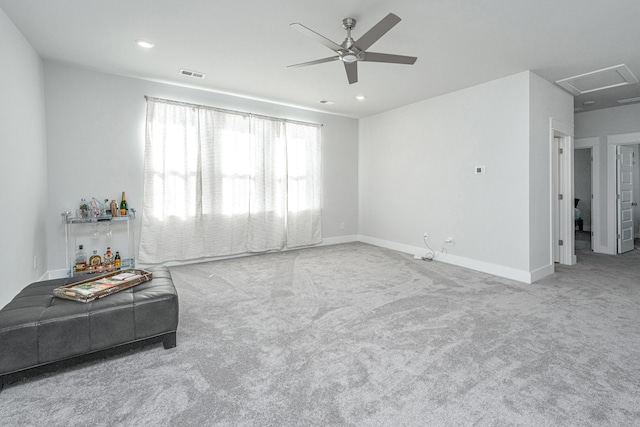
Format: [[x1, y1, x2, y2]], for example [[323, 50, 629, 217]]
[[288, 13, 417, 84]]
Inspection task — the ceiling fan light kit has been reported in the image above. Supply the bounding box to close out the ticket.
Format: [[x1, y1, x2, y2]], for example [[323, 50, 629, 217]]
[[288, 13, 417, 84]]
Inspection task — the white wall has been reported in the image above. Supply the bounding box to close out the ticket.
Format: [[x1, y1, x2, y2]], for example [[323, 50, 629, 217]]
[[0, 10, 49, 307], [359, 72, 533, 280], [528, 73, 575, 273], [575, 103, 640, 247], [359, 71, 573, 282], [44, 61, 359, 272]]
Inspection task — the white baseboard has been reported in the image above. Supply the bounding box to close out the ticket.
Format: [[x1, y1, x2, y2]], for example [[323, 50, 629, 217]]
[[43, 269, 68, 280], [357, 234, 540, 284], [357, 235, 425, 258], [44, 234, 547, 284], [529, 264, 554, 283], [138, 235, 361, 269], [320, 235, 359, 246]]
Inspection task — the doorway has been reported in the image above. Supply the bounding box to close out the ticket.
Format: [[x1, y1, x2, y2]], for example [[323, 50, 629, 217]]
[[574, 147, 593, 252]]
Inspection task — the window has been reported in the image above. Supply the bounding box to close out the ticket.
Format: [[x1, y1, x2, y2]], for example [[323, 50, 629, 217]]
[[138, 97, 322, 263]]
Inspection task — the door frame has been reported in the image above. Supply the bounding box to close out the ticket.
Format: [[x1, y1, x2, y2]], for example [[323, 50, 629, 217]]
[[550, 118, 575, 266], [575, 137, 602, 253], [607, 132, 640, 253]]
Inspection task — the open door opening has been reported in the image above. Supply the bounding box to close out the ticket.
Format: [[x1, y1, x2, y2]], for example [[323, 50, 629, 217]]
[[574, 147, 593, 254]]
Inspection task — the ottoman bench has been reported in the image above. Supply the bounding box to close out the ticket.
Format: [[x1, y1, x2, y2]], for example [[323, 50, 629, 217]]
[[0, 266, 178, 386]]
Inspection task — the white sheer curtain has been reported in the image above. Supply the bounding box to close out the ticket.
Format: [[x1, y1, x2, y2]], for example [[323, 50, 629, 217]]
[[138, 98, 322, 263]]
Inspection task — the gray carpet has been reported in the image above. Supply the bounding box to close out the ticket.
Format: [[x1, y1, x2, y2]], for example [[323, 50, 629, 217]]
[[1, 241, 639, 426]]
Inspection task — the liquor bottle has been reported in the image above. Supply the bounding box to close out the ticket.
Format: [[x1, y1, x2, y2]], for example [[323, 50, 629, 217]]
[[114, 251, 121, 268], [79, 198, 89, 218], [75, 245, 88, 272], [110, 200, 118, 217], [104, 247, 114, 265], [89, 250, 102, 268], [120, 192, 128, 216]]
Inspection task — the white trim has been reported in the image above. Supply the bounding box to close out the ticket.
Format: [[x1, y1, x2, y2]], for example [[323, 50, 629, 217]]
[[44, 269, 68, 280], [574, 137, 606, 253], [320, 235, 359, 246], [358, 234, 536, 284], [46, 235, 360, 276], [47, 234, 542, 285], [574, 137, 600, 149], [606, 143, 618, 253], [550, 118, 575, 266], [551, 117, 574, 136], [556, 64, 639, 96], [591, 147, 604, 253], [357, 235, 426, 259], [607, 132, 640, 146], [530, 264, 554, 282]]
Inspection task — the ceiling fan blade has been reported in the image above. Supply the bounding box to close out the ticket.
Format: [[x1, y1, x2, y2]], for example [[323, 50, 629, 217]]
[[353, 13, 401, 51], [288, 56, 340, 68], [290, 22, 344, 53], [362, 52, 417, 65], [344, 61, 358, 84]]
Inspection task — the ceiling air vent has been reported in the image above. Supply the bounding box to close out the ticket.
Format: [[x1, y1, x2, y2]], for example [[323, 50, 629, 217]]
[[180, 69, 206, 79], [617, 96, 640, 105], [556, 64, 638, 96]]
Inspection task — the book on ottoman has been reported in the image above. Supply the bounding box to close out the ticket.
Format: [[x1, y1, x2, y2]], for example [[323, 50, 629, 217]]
[[53, 269, 153, 303]]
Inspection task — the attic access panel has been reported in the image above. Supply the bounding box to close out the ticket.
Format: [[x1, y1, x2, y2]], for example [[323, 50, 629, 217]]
[[556, 64, 638, 96]]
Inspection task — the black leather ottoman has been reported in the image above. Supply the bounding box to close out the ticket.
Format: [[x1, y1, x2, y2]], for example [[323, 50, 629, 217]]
[[0, 266, 178, 384]]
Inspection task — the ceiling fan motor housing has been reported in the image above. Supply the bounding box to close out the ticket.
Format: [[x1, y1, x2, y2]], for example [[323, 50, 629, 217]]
[[289, 13, 417, 84]]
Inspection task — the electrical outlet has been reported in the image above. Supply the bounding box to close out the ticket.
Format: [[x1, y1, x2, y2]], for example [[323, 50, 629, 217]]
[[33, 255, 38, 270], [340, 222, 345, 230], [445, 237, 454, 245], [423, 232, 428, 239]]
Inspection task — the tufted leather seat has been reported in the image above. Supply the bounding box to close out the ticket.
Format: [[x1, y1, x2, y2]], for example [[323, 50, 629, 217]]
[[0, 266, 178, 378]]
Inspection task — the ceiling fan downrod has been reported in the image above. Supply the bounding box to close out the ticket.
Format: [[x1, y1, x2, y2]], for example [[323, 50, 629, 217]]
[[342, 18, 356, 49]]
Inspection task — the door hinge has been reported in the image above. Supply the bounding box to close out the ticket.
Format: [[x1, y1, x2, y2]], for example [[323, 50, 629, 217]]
[[617, 194, 621, 200], [559, 148, 564, 155], [617, 234, 621, 239], [559, 239, 564, 246], [558, 194, 564, 200], [617, 154, 621, 160]]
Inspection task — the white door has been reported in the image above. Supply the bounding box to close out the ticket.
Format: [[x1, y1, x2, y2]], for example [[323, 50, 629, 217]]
[[552, 137, 561, 263], [617, 145, 635, 253]]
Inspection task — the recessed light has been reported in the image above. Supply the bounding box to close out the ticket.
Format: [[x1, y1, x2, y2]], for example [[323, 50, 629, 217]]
[[136, 39, 154, 49], [355, 95, 366, 101]]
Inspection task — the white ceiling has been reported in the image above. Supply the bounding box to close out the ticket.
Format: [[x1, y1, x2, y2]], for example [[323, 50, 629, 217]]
[[2, 0, 640, 118]]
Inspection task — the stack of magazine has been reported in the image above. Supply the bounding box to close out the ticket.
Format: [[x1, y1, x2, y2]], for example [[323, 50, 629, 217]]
[[68, 272, 140, 296], [53, 269, 153, 303]]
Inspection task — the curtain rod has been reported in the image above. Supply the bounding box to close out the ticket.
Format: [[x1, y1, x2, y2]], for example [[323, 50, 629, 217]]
[[144, 96, 323, 128]]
